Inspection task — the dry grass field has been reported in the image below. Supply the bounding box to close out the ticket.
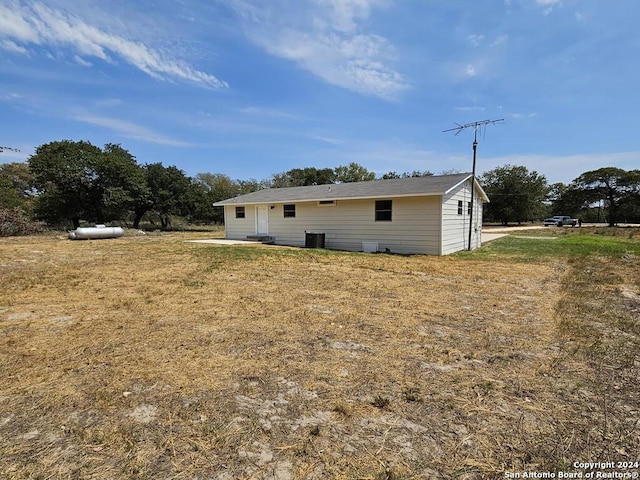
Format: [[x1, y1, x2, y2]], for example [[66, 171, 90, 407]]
[[1, 229, 639, 479]]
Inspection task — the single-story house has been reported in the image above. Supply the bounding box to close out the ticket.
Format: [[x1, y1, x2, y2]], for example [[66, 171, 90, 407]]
[[212, 173, 489, 255]]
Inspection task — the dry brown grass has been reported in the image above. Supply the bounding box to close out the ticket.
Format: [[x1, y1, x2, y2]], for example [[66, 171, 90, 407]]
[[0, 231, 638, 479]]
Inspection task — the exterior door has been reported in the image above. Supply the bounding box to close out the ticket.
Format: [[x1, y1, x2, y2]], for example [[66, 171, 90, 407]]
[[256, 205, 269, 234]]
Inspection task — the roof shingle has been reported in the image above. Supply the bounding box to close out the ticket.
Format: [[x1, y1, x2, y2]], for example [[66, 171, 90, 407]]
[[212, 173, 484, 206]]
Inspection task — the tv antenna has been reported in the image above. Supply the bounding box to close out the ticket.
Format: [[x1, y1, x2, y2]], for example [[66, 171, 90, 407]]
[[0, 146, 20, 153], [443, 118, 503, 251]]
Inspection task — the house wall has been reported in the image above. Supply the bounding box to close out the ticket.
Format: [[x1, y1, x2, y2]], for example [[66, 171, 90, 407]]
[[224, 196, 443, 255], [223, 205, 257, 239], [441, 179, 483, 254]]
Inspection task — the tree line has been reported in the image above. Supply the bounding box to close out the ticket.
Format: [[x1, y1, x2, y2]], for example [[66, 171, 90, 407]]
[[1, 139, 639, 234], [480, 165, 640, 226]]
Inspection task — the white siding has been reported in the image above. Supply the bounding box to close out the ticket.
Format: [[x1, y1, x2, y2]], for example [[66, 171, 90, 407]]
[[224, 197, 443, 255], [441, 180, 483, 254], [223, 205, 256, 239]]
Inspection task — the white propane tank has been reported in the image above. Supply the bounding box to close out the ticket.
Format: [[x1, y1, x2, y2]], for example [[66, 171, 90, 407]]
[[68, 225, 124, 240]]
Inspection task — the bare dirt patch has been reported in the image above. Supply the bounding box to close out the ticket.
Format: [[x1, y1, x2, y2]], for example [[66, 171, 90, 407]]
[[0, 232, 637, 479]]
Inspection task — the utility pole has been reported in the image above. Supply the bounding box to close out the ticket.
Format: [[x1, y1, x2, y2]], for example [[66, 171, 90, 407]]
[[443, 119, 503, 251]]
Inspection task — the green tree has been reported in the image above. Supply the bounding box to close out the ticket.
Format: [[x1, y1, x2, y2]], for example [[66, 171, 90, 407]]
[[98, 144, 147, 221], [270, 167, 336, 188], [28, 140, 103, 228], [334, 162, 375, 183], [237, 178, 268, 194], [196, 173, 241, 201], [193, 173, 243, 224], [548, 182, 590, 220], [479, 165, 550, 225], [137, 163, 191, 229], [379, 170, 434, 179], [572, 167, 640, 226], [28, 140, 144, 228], [0, 162, 36, 211], [0, 162, 42, 236]]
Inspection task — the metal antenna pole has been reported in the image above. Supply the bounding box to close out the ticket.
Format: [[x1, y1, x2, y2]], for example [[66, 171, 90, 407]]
[[443, 119, 503, 251]]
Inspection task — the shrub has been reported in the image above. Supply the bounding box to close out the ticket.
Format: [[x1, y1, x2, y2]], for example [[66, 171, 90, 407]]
[[0, 207, 47, 236]]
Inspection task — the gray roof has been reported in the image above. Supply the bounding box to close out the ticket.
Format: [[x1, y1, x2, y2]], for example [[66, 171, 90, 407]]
[[213, 173, 489, 206]]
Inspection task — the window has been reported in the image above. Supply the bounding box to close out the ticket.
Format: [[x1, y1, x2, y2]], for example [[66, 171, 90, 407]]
[[457, 200, 463, 215], [375, 200, 392, 221], [318, 200, 336, 206], [468, 201, 472, 215], [283, 204, 296, 218], [235, 206, 245, 218]]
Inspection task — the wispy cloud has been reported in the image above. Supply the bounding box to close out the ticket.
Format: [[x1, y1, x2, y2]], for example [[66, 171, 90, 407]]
[[466, 34, 485, 47], [73, 113, 193, 147], [238, 106, 303, 120], [73, 55, 93, 68], [231, 0, 407, 100], [0, 39, 28, 54], [0, 1, 227, 89], [536, 0, 562, 15]]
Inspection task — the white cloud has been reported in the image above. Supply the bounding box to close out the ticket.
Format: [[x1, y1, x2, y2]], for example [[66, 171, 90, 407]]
[[73, 113, 193, 147], [492, 34, 508, 47], [536, 0, 562, 15], [0, 39, 29, 55], [456, 105, 486, 112], [73, 55, 93, 67], [509, 112, 537, 119], [0, 1, 227, 89], [465, 64, 477, 77], [466, 34, 485, 47], [312, 0, 389, 33], [232, 0, 407, 99], [0, 40, 29, 55]]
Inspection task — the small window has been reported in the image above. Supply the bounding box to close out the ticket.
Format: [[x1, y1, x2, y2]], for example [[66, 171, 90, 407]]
[[283, 204, 296, 218], [457, 200, 463, 215], [375, 200, 392, 221], [235, 206, 245, 218], [318, 200, 336, 206], [467, 201, 472, 215]]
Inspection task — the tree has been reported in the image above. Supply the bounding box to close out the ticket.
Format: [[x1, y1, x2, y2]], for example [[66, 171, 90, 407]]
[[379, 170, 434, 179], [28, 140, 145, 228], [0, 162, 36, 211], [334, 162, 375, 183], [547, 182, 588, 219], [192, 173, 243, 224], [571, 167, 640, 226], [479, 165, 550, 225], [97, 144, 147, 223], [237, 178, 268, 194], [136, 163, 191, 229], [28, 140, 104, 228], [270, 167, 336, 188], [0, 162, 42, 236]]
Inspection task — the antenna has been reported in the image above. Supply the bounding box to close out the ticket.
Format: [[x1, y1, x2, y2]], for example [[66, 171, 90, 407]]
[[0, 146, 20, 153], [443, 118, 503, 251]]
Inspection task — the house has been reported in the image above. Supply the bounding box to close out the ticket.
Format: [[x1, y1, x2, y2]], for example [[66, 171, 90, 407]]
[[212, 173, 489, 255]]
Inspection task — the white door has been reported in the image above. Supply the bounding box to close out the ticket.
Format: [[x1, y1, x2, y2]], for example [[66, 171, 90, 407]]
[[256, 205, 269, 234]]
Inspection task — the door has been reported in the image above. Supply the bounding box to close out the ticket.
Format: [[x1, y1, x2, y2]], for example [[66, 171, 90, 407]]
[[256, 205, 269, 234]]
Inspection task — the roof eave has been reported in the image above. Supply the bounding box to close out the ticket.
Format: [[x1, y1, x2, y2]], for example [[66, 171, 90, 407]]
[[213, 191, 446, 207], [443, 174, 489, 203]]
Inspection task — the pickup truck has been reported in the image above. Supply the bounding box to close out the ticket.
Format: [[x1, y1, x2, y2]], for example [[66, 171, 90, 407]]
[[543, 215, 578, 227]]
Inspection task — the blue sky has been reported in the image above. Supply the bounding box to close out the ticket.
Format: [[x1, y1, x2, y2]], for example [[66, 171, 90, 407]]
[[1, 0, 638, 185]]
